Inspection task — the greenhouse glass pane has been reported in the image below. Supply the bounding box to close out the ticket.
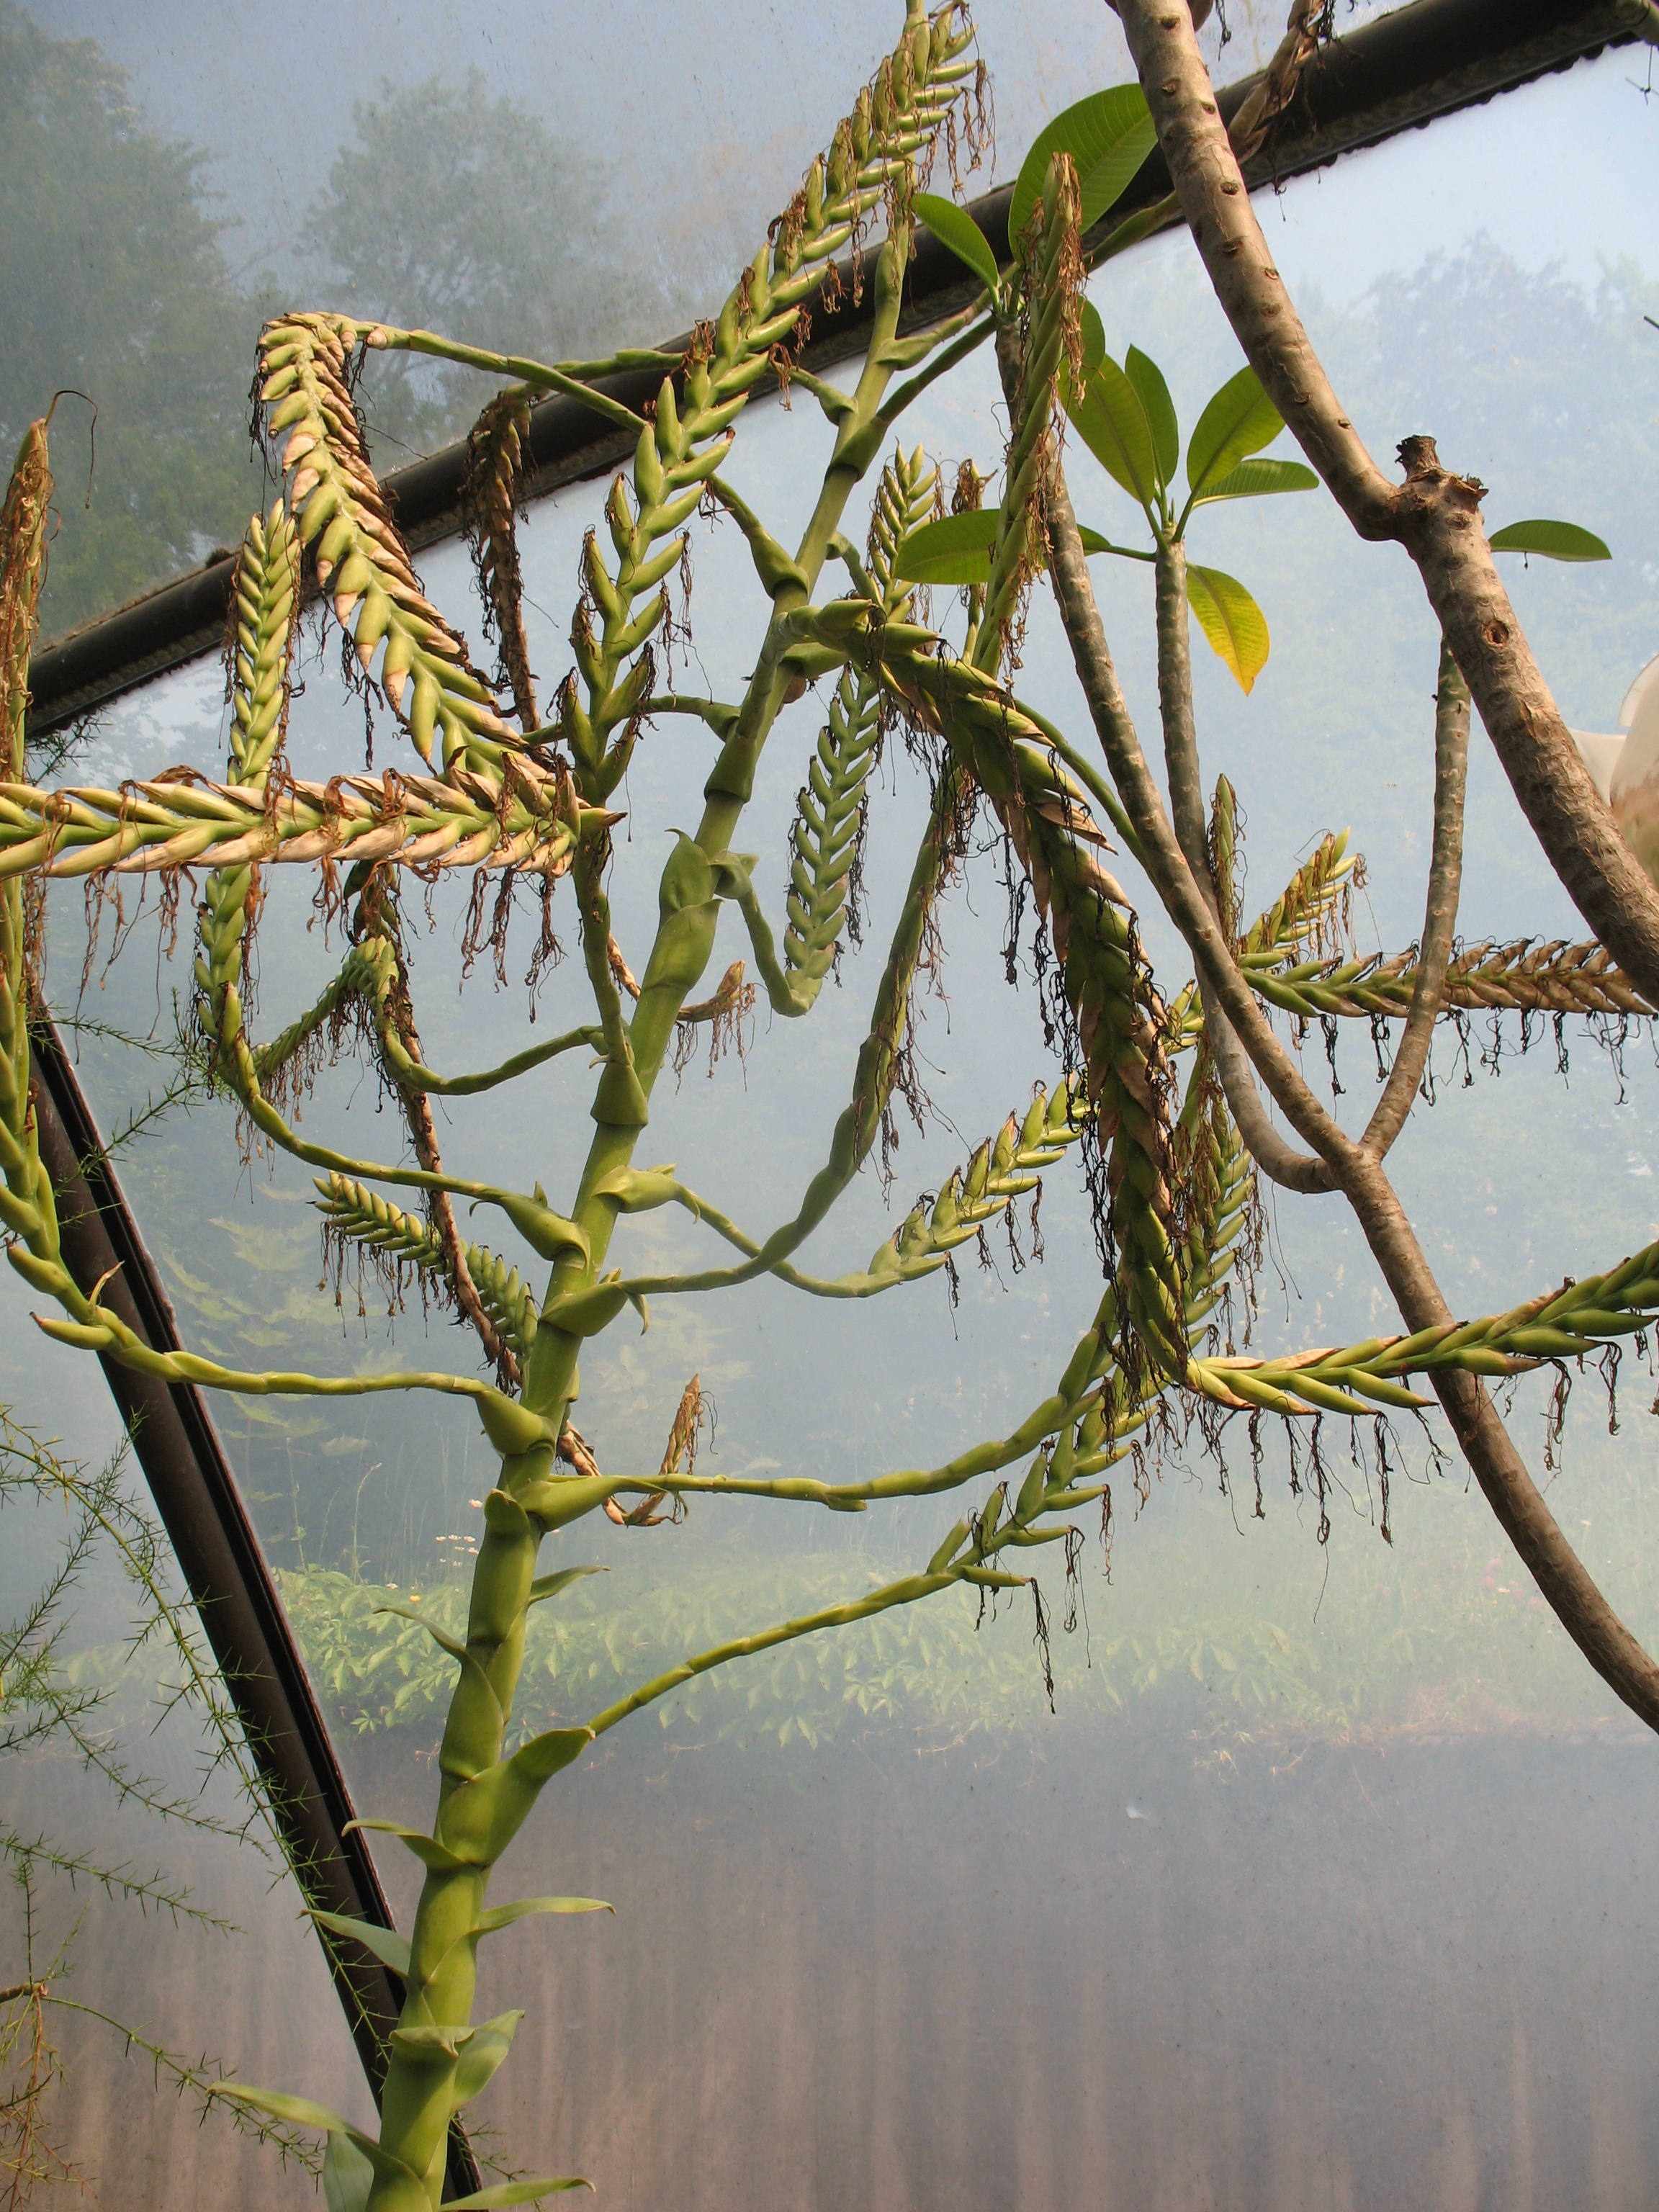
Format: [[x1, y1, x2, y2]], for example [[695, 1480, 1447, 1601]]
[[0, 1264, 369, 2205], [17, 35, 1659, 2210], [7, 0, 1355, 642]]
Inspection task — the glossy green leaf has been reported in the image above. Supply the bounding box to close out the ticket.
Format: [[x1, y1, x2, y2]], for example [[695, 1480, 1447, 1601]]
[[894, 509, 998, 585], [1187, 565, 1270, 693], [1124, 346, 1178, 490], [896, 509, 1128, 587], [1081, 298, 1106, 373], [1007, 87, 1157, 257], [1488, 518, 1611, 562], [1066, 356, 1159, 514], [1188, 456, 1318, 505], [914, 192, 999, 295], [1186, 366, 1285, 497]]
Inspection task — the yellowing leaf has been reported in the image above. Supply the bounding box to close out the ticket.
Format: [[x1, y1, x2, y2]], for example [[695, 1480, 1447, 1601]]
[[1187, 565, 1270, 693]]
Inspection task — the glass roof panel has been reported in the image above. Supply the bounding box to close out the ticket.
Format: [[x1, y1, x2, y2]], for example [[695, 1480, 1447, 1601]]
[[6, 0, 1503, 640], [12, 30, 1659, 2209]]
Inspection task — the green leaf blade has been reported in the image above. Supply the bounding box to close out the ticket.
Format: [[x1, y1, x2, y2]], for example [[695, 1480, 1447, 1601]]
[[1008, 88, 1156, 258], [1066, 356, 1159, 515], [1488, 518, 1611, 562], [527, 1564, 608, 1608], [893, 509, 998, 586], [1186, 366, 1285, 498], [1188, 457, 1318, 506], [1125, 346, 1178, 490], [308, 1907, 413, 1982], [914, 192, 1000, 296], [475, 1894, 616, 1934], [1187, 565, 1270, 693], [1080, 298, 1106, 373], [442, 2180, 593, 2208]]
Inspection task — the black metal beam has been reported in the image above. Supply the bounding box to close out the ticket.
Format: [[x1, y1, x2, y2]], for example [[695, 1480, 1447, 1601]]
[[24, 1014, 482, 2200], [23, 0, 1641, 746]]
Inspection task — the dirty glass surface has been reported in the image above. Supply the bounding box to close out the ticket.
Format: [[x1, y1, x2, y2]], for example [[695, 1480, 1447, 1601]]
[[4, 0, 1534, 641], [12, 37, 1659, 2211], [0, 1262, 370, 2206]]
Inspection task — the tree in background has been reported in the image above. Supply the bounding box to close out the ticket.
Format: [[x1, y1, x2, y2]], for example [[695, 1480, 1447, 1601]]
[[299, 70, 634, 460], [0, 4, 265, 637]]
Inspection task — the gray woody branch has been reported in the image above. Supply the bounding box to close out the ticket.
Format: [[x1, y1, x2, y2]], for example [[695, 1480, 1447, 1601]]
[[1113, 0, 1659, 1015]]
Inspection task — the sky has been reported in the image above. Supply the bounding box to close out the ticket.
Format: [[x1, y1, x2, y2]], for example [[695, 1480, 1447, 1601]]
[[25, 0, 1416, 307]]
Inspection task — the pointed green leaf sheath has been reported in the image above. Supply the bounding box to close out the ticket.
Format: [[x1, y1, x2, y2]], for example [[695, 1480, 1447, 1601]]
[[309, 1909, 414, 1983], [526, 1566, 608, 1607], [449, 2011, 525, 2108], [1124, 344, 1178, 490], [1488, 518, 1612, 561], [914, 191, 1000, 295], [324, 2132, 376, 2212], [1185, 364, 1286, 498], [1066, 356, 1160, 515], [441, 2180, 593, 2207], [1187, 565, 1271, 693], [1007, 85, 1156, 254], [212, 2085, 425, 2206], [474, 1895, 615, 1933], [434, 1728, 594, 1865]]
